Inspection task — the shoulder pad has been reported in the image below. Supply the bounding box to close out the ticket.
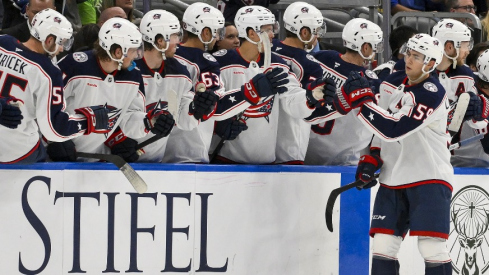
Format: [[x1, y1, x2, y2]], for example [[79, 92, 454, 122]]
[[73, 52, 88, 62], [365, 69, 378, 79], [423, 82, 438, 92], [305, 54, 319, 63], [203, 52, 217, 62]]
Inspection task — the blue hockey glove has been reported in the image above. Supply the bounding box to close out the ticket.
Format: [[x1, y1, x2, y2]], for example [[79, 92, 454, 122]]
[[242, 67, 289, 105], [75, 105, 109, 135], [306, 77, 337, 108], [464, 92, 489, 121], [355, 149, 382, 190], [189, 89, 219, 121], [144, 109, 175, 136], [215, 117, 248, 140], [337, 71, 374, 113], [47, 140, 77, 162], [0, 97, 23, 129]]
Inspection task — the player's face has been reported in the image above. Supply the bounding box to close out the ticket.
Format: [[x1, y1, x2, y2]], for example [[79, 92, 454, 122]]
[[121, 47, 142, 69], [457, 41, 471, 64], [259, 25, 275, 43], [217, 25, 240, 50], [164, 33, 181, 58], [404, 49, 426, 78]]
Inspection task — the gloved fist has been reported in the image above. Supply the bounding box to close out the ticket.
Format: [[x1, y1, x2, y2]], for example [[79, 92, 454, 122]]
[[110, 137, 139, 162], [47, 140, 77, 162], [306, 77, 337, 108], [464, 92, 489, 121], [355, 149, 383, 190], [144, 109, 175, 136], [75, 105, 109, 135], [337, 71, 374, 113], [242, 67, 289, 105], [215, 117, 248, 140], [0, 97, 23, 129], [189, 89, 219, 121]]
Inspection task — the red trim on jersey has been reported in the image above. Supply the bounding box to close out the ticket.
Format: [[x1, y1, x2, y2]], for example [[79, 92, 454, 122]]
[[369, 228, 395, 237], [236, 48, 261, 64], [1, 140, 40, 164], [143, 56, 165, 75], [96, 58, 119, 77], [380, 179, 453, 192], [410, 230, 449, 239], [276, 160, 304, 165]]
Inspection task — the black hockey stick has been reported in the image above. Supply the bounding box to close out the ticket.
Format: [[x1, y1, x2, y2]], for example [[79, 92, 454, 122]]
[[325, 173, 380, 232], [76, 152, 147, 194]]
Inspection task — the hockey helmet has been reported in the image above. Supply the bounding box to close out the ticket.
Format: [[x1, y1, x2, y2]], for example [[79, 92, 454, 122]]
[[283, 2, 326, 44], [30, 8, 74, 55], [342, 18, 383, 60], [182, 2, 225, 45]]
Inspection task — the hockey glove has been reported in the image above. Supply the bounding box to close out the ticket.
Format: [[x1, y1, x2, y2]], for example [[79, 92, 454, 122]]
[[215, 117, 248, 140], [355, 148, 383, 190], [464, 92, 489, 121], [305, 77, 337, 108], [189, 89, 219, 121], [144, 109, 175, 136], [337, 71, 374, 113], [242, 67, 289, 105], [47, 140, 77, 162], [0, 97, 23, 129], [75, 106, 109, 135], [104, 128, 139, 162]]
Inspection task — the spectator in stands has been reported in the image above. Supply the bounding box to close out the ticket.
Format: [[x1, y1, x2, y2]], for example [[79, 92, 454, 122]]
[[210, 22, 240, 53], [374, 25, 418, 80], [466, 41, 489, 71], [217, 0, 280, 23], [100, 0, 142, 25], [78, 0, 101, 26], [0, 0, 55, 42], [71, 6, 127, 52]]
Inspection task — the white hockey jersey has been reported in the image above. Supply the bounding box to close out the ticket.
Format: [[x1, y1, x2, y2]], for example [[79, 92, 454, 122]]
[[163, 45, 224, 163], [272, 39, 324, 164], [57, 51, 147, 156], [211, 48, 315, 164], [358, 71, 454, 188], [304, 50, 380, 165], [134, 57, 194, 162], [0, 35, 88, 163]]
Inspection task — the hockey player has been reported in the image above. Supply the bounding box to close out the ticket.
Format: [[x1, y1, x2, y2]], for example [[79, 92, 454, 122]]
[[271, 2, 329, 164], [0, 8, 109, 164], [210, 5, 330, 164], [304, 18, 384, 165], [47, 18, 174, 161], [105, 10, 194, 163], [339, 33, 453, 274], [451, 49, 489, 167], [163, 2, 250, 163]]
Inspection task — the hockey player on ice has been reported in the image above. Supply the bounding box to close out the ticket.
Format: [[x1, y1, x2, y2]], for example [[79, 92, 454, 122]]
[[210, 5, 331, 164], [451, 49, 489, 167], [271, 2, 332, 164], [338, 33, 454, 275], [304, 18, 383, 166], [47, 18, 170, 161], [105, 10, 194, 163], [0, 9, 110, 164]]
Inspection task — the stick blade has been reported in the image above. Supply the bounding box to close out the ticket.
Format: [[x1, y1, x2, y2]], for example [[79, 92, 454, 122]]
[[449, 92, 470, 135], [120, 163, 148, 193], [325, 191, 339, 232]]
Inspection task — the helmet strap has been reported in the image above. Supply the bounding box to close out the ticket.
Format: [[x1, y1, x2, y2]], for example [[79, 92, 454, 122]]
[[443, 47, 459, 69], [152, 41, 168, 60]]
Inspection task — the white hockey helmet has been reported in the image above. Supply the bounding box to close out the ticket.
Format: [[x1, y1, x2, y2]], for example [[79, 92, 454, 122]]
[[182, 2, 225, 46], [342, 18, 383, 60], [99, 18, 143, 68], [476, 49, 489, 82], [234, 5, 279, 44], [432, 19, 473, 64], [283, 2, 326, 44], [401, 33, 443, 74], [140, 10, 182, 54], [30, 8, 74, 56]]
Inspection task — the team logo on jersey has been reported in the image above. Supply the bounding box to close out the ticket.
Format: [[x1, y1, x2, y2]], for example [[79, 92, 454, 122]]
[[101, 104, 122, 136], [212, 49, 227, 57], [203, 7, 210, 13], [73, 52, 88, 62], [203, 52, 217, 62], [365, 70, 378, 79], [446, 22, 454, 29], [153, 13, 161, 19], [301, 7, 309, 13], [53, 17, 62, 24], [146, 99, 168, 112], [305, 54, 317, 63], [243, 96, 275, 122], [449, 185, 489, 274], [360, 23, 368, 29], [113, 23, 122, 29], [244, 7, 254, 13], [423, 82, 438, 92]]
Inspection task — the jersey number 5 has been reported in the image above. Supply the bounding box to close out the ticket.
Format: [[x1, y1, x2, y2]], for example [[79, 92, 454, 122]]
[[412, 103, 434, 121], [0, 70, 28, 98]]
